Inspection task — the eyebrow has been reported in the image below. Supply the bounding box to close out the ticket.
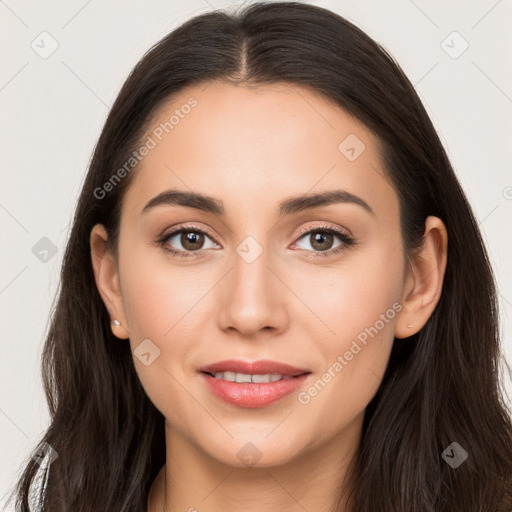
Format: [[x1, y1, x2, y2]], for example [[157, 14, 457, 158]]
[[141, 188, 375, 217]]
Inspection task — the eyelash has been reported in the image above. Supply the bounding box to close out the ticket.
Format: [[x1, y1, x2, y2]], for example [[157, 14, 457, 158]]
[[156, 223, 355, 259]]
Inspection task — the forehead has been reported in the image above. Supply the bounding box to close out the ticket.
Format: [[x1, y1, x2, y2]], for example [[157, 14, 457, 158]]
[[122, 81, 398, 222]]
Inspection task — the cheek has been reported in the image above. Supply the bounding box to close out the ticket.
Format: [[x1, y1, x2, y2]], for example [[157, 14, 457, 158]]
[[119, 239, 211, 341], [308, 240, 403, 334], [117, 247, 205, 421], [123, 270, 197, 338], [299, 244, 403, 405]]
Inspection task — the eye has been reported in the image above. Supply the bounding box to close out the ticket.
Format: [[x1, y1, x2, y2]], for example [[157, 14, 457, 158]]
[[157, 223, 355, 259], [292, 224, 355, 257], [157, 225, 220, 258]]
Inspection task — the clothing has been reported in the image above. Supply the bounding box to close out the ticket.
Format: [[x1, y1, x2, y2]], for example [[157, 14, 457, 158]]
[[27, 453, 50, 512]]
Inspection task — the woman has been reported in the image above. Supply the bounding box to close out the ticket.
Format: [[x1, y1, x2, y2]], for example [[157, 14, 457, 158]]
[[8, 2, 512, 511]]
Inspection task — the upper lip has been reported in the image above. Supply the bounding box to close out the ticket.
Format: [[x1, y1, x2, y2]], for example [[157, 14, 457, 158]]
[[199, 359, 310, 377]]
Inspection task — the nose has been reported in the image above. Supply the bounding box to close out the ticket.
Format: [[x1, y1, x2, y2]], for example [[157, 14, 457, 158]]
[[216, 240, 288, 338]]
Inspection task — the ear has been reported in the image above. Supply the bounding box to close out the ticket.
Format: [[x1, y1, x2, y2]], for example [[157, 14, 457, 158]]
[[395, 216, 448, 339], [90, 224, 130, 339]]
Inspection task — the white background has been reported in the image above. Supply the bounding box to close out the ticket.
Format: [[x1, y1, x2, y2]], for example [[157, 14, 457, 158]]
[[1, 0, 511, 508]]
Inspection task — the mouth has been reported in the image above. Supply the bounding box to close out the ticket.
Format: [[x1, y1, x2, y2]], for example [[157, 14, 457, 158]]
[[199, 359, 310, 377], [200, 371, 309, 383], [198, 359, 312, 408]]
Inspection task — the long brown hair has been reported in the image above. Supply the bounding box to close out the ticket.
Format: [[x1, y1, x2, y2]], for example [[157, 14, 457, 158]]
[[7, 2, 512, 510]]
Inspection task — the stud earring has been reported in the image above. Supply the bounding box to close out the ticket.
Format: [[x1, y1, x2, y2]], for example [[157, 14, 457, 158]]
[[407, 323, 413, 328], [110, 318, 129, 340]]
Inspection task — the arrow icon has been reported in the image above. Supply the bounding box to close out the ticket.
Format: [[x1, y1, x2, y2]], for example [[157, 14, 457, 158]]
[[441, 441, 468, 468], [339, 134, 365, 161], [445, 449, 455, 458], [32, 237, 57, 263], [236, 442, 263, 465], [31, 31, 59, 59], [135, 339, 161, 366], [236, 236, 263, 263], [440, 31, 468, 59]]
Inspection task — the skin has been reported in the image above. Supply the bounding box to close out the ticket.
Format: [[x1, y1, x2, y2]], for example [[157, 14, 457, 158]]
[[90, 81, 448, 512]]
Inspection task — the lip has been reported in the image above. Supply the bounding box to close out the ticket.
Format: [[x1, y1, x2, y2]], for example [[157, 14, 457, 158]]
[[200, 372, 311, 408], [199, 359, 310, 376], [198, 359, 312, 408]]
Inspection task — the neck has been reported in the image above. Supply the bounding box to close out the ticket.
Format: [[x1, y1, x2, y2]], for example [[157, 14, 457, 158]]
[[148, 414, 363, 512]]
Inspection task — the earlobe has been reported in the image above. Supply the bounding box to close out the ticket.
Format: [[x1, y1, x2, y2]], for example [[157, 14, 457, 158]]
[[395, 216, 448, 339], [90, 224, 130, 340]]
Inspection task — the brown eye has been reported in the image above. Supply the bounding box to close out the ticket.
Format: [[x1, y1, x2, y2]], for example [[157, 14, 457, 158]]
[[308, 231, 335, 252], [180, 231, 205, 251], [295, 229, 343, 252], [160, 226, 220, 256], [293, 225, 355, 257]]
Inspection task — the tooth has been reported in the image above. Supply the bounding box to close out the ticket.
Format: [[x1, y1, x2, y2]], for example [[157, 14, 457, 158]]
[[251, 374, 272, 383], [210, 372, 292, 383], [235, 372, 252, 383]]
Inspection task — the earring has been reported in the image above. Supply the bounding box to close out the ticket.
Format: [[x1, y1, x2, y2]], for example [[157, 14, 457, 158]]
[[407, 323, 413, 328], [110, 318, 129, 340]]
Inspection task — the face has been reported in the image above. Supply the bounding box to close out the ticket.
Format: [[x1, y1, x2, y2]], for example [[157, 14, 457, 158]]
[[103, 81, 409, 468]]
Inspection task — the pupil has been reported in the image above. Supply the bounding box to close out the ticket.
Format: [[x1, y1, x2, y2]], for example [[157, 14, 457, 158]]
[[182, 231, 203, 250], [312, 232, 332, 251]]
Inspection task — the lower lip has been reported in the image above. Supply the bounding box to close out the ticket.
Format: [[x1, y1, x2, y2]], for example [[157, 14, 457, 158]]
[[200, 372, 310, 408]]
